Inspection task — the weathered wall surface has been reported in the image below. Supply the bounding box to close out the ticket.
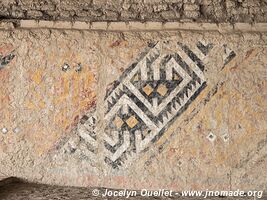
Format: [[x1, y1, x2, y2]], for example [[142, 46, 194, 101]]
[[0, 0, 267, 23], [0, 28, 266, 191]]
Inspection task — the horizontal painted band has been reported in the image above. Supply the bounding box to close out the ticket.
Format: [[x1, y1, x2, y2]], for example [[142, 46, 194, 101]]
[[0, 20, 266, 33]]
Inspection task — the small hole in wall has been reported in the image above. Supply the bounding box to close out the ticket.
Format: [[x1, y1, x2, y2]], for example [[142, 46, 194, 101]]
[[224, 135, 229, 141], [75, 63, 82, 73], [207, 132, 217, 142], [62, 63, 70, 72]]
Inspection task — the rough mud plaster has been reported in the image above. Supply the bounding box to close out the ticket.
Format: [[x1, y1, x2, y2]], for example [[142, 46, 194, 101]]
[[0, 29, 266, 191], [0, 0, 266, 23]]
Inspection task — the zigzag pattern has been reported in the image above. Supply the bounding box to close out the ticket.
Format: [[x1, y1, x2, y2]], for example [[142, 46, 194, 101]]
[[54, 42, 236, 169], [54, 41, 236, 170], [61, 110, 98, 163], [104, 41, 212, 169]]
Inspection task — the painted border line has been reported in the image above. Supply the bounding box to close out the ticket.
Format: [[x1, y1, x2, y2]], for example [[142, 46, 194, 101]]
[[0, 20, 266, 32]]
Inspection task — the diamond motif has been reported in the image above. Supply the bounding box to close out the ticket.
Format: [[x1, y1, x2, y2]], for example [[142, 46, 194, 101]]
[[55, 40, 237, 170], [126, 116, 138, 128], [221, 133, 230, 142], [207, 132, 217, 142], [101, 41, 237, 169], [157, 84, 168, 96], [103, 41, 210, 169], [143, 84, 153, 96], [113, 116, 124, 129]]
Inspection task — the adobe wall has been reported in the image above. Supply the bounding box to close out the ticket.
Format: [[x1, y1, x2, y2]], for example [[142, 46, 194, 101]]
[[0, 0, 266, 23], [0, 0, 266, 192]]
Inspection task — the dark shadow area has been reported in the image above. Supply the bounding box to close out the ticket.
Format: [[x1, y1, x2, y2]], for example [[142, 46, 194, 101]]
[[0, 179, 261, 200], [0, 177, 23, 187]]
